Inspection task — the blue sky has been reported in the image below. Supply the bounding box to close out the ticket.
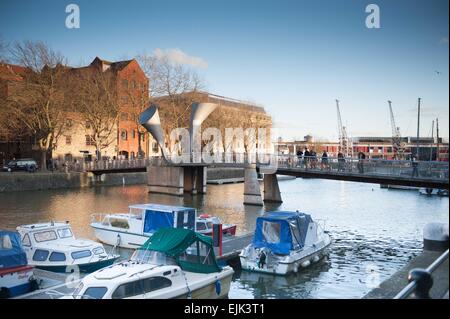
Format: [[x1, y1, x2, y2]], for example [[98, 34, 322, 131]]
[[1, 0, 448, 140]]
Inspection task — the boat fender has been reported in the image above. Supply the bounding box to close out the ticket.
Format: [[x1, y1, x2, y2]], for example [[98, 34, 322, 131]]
[[301, 260, 311, 268], [116, 234, 121, 246], [293, 264, 299, 273], [313, 255, 320, 263], [215, 280, 221, 295]]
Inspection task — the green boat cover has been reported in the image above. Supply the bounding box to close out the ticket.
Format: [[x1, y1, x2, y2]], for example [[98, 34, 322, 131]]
[[139, 228, 221, 274]]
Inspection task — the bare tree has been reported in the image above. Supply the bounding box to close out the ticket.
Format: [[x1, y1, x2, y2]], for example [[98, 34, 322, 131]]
[[4, 41, 69, 170], [0, 35, 9, 62], [123, 79, 149, 158], [136, 53, 204, 146], [70, 69, 120, 159]]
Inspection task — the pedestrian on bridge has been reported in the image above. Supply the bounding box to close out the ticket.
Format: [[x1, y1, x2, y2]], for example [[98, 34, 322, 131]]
[[357, 151, 366, 173], [296, 150, 303, 167], [304, 148, 311, 169], [338, 152, 345, 172], [411, 157, 419, 177], [321, 151, 329, 170]]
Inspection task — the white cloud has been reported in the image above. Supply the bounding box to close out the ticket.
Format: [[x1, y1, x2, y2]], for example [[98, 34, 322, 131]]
[[153, 48, 208, 68], [439, 37, 449, 45]]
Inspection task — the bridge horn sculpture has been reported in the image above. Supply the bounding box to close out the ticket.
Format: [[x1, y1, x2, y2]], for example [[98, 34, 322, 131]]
[[139, 102, 217, 196]]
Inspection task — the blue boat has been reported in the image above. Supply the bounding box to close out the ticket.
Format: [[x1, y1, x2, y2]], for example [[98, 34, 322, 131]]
[[239, 211, 331, 275], [0, 230, 38, 298]]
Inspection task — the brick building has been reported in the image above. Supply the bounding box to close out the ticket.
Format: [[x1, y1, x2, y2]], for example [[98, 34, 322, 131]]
[[0, 58, 150, 164]]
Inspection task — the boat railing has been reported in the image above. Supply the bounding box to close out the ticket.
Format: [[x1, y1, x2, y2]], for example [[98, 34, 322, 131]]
[[394, 249, 449, 299], [90, 213, 111, 224], [45, 290, 96, 300]]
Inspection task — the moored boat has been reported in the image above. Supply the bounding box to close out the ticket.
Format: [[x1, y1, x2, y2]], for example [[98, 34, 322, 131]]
[[239, 211, 331, 275], [67, 228, 234, 299], [16, 222, 119, 273], [91, 204, 236, 249], [0, 230, 38, 298]]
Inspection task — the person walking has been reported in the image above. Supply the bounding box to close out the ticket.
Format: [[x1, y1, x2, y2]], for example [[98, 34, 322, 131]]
[[296, 150, 303, 167], [411, 157, 419, 177], [321, 151, 329, 170], [304, 147, 310, 169], [337, 152, 345, 172], [357, 151, 366, 173]]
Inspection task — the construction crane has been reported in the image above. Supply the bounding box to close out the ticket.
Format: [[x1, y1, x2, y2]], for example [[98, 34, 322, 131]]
[[388, 100, 404, 159], [336, 99, 350, 157]]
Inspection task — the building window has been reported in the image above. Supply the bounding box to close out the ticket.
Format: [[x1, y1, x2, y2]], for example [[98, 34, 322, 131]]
[[66, 119, 73, 128], [152, 142, 159, 153], [131, 130, 136, 139], [86, 135, 95, 146], [85, 121, 91, 129], [121, 130, 128, 141], [120, 112, 128, 121], [65, 135, 72, 145]]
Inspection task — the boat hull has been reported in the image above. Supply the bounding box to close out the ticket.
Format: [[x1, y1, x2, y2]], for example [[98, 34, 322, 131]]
[[0, 265, 36, 298], [92, 224, 149, 249], [176, 271, 233, 299], [34, 256, 119, 273], [240, 240, 331, 275]]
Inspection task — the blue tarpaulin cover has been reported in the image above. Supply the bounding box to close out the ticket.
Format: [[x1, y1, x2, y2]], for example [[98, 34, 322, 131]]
[[141, 204, 196, 234], [0, 230, 28, 269], [252, 211, 312, 255]]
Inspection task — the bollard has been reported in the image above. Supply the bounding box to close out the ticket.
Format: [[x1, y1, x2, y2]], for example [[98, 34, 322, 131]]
[[408, 268, 433, 299], [423, 223, 449, 252], [212, 223, 223, 256]]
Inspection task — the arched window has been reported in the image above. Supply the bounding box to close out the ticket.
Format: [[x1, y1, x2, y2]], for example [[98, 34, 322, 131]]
[[121, 130, 128, 141]]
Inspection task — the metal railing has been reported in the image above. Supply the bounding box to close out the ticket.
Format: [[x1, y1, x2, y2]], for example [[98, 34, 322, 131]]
[[394, 249, 449, 299], [44, 153, 449, 182]]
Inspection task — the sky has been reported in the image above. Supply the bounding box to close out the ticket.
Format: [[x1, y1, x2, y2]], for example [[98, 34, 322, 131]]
[[0, 0, 448, 141]]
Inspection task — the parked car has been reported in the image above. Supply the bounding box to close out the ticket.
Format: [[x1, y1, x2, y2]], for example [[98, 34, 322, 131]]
[[2, 158, 38, 172]]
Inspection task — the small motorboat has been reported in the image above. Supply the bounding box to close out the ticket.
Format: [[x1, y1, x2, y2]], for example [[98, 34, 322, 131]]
[[91, 204, 236, 249], [91, 204, 197, 249], [0, 230, 38, 298], [239, 211, 331, 275], [196, 214, 237, 236], [66, 228, 234, 299], [16, 222, 119, 273]]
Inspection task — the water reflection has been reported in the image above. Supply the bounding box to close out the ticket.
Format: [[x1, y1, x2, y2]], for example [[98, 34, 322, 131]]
[[0, 178, 447, 298]]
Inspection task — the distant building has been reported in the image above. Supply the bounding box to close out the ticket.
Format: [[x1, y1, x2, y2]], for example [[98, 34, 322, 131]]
[[275, 135, 449, 161]]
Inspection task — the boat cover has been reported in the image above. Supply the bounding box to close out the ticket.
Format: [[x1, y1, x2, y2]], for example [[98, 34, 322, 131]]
[[142, 205, 196, 234], [0, 230, 28, 269], [139, 228, 221, 274], [252, 211, 312, 255]]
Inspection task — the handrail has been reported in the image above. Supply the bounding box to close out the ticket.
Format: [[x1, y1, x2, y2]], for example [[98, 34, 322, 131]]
[[394, 249, 449, 299]]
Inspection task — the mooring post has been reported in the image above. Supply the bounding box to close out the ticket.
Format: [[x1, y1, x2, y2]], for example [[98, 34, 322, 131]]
[[243, 164, 263, 206], [263, 173, 283, 203]]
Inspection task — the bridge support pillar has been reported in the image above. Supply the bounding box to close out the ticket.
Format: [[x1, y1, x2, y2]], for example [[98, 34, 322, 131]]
[[263, 173, 283, 203], [244, 164, 263, 206], [147, 165, 207, 196]]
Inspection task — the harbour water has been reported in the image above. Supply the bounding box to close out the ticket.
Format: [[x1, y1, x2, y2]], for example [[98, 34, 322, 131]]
[[0, 178, 448, 299]]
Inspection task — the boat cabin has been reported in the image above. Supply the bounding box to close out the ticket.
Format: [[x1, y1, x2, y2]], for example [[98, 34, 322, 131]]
[[99, 204, 196, 235], [252, 211, 314, 255]]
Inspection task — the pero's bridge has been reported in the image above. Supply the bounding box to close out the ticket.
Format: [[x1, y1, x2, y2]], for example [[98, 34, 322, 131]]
[[79, 153, 449, 206]]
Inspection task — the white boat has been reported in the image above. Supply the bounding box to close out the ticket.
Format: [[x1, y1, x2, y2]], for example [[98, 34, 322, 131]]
[[91, 204, 237, 249], [239, 211, 331, 275], [91, 204, 197, 249], [0, 230, 38, 298], [16, 222, 119, 273], [66, 228, 234, 299]]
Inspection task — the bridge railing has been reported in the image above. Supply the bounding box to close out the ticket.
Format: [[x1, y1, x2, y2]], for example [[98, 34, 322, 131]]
[[276, 155, 449, 181], [49, 153, 449, 182]]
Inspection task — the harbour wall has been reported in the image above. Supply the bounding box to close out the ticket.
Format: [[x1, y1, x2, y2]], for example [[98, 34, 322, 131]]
[[0, 167, 244, 193]]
